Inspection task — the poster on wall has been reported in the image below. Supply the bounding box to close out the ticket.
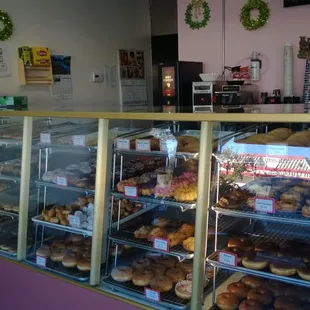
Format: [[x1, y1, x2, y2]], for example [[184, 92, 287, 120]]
[[284, 0, 310, 7], [119, 50, 145, 80], [0, 45, 11, 77], [118, 49, 148, 112], [50, 55, 73, 100]]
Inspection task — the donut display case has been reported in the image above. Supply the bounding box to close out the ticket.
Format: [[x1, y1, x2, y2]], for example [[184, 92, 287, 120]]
[[207, 127, 310, 309], [101, 126, 251, 310]]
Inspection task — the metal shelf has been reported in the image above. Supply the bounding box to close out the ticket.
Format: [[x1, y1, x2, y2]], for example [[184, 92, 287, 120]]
[[207, 222, 310, 288], [102, 271, 230, 310], [114, 149, 198, 159], [26, 253, 91, 282], [0, 210, 19, 218], [213, 205, 310, 227], [36, 181, 95, 195], [111, 191, 196, 212], [38, 143, 97, 153], [32, 215, 92, 236], [0, 175, 21, 183]]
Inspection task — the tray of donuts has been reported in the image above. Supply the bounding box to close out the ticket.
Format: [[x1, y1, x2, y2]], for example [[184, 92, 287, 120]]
[[32, 234, 92, 281], [213, 274, 310, 310], [208, 235, 310, 287], [108, 254, 216, 306]]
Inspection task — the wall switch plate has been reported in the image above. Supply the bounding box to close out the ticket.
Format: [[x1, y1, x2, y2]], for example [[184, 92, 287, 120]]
[[92, 73, 104, 83]]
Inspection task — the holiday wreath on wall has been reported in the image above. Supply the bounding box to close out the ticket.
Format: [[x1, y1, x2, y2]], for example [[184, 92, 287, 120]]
[[185, 0, 211, 30], [0, 10, 13, 41], [240, 0, 270, 31]]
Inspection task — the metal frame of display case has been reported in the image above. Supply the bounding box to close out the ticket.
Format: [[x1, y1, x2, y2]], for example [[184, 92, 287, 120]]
[[0, 109, 309, 310]]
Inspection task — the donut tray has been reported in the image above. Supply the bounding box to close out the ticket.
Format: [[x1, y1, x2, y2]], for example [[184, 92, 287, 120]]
[[207, 222, 310, 289], [35, 181, 95, 195], [102, 271, 230, 310], [110, 213, 244, 261], [26, 252, 93, 282], [111, 191, 196, 211]]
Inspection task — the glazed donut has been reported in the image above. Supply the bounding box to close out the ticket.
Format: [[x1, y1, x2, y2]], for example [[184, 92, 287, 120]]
[[216, 292, 239, 310], [297, 267, 310, 281], [62, 254, 77, 268], [242, 257, 268, 270], [157, 256, 177, 268], [254, 242, 279, 253], [238, 299, 263, 310], [50, 249, 64, 262], [270, 263, 296, 276], [227, 282, 249, 299], [132, 257, 151, 270], [247, 288, 272, 305], [241, 275, 264, 288], [175, 280, 192, 300], [150, 263, 167, 276], [274, 296, 300, 309], [228, 237, 253, 251], [263, 280, 287, 297], [176, 260, 193, 274], [165, 267, 186, 283], [149, 275, 173, 293], [222, 247, 246, 264], [284, 286, 309, 301], [77, 259, 91, 271], [111, 266, 133, 282], [132, 269, 155, 286]]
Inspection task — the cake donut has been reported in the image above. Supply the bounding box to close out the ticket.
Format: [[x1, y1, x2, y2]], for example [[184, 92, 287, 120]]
[[165, 267, 186, 283], [111, 266, 133, 282], [132, 269, 155, 286], [175, 280, 192, 300]]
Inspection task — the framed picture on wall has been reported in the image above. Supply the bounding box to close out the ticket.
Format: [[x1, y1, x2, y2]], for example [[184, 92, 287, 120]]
[[284, 0, 310, 7]]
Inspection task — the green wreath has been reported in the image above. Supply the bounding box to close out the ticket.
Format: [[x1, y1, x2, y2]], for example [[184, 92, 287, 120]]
[[0, 10, 13, 41], [185, 0, 211, 30], [240, 0, 270, 31]]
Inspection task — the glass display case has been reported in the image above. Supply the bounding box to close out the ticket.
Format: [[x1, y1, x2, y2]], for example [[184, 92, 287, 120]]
[[0, 109, 309, 310]]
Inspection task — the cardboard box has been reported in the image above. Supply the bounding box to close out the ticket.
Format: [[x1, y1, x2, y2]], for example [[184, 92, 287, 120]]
[[0, 96, 28, 110], [31, 47, 51, 66]]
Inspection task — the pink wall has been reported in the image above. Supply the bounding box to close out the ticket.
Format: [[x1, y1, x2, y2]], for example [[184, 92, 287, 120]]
[[178, 0, 310, 96], [0, 259, 139, 310]]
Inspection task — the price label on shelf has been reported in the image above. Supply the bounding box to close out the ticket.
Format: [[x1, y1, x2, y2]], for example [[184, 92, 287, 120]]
[[68, 215, 81, 227], [153, 238, 169, 252], [73, 135, 86, 147], [116, 138, 130, 150], [160, 141, 167, 152], [56, 176, 68, 187], [266, 144, 288, 156], [218, 251, 238, 267], [36, 255, 47, 268], [255, 197, 275, 214], [124, 186, 138, 198], [40, 133, 51, 144], [136, 139, 151, 152], [144, 288, 161, 302]]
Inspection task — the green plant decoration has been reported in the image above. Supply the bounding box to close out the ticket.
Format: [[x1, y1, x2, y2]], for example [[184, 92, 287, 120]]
[[0, 10, 13, 41], [240, 0, 270, 31], [185, 0, 211, 30]]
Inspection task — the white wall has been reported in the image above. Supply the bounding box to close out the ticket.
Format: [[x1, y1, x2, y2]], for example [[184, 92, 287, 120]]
[[0, 0, 152, 111], [151, 0, 178, 35]]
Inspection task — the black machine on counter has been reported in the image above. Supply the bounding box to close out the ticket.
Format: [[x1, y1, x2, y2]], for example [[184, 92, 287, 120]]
[[192, 81, 259, 113], [153, 61, 203, 113]]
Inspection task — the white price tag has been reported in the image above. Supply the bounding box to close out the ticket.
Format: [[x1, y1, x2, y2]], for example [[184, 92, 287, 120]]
[[40, 133, 51, 144], [73, 135, 85, 146], [124, 186, 138, 198], [218, 251, 237, 267], [36, 255, 47, 267], [136, 139, 151, 152], [160, 141, 167, 152], [266, 144, 288, 156], [255, 197, 275, 214], [153, 238, 169, 252], [56, 176, 68, 187], [68, 215, 81, 227], [144, 288, 161, 302], [116, 138, 130, 150]]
